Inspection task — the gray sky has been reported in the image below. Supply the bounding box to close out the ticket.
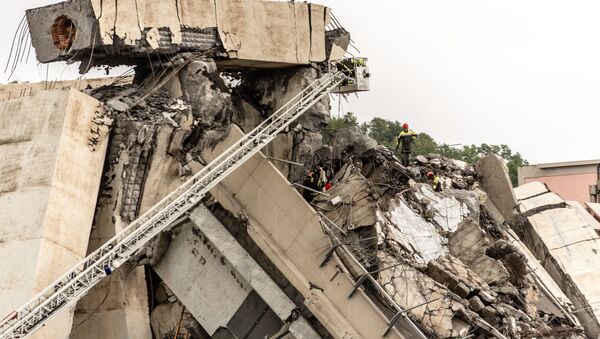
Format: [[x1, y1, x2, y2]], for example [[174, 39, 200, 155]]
[[3, 1, 600, 164]]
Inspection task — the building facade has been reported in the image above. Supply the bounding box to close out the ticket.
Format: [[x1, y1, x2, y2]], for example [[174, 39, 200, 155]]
[[518, 159, 600, 204]]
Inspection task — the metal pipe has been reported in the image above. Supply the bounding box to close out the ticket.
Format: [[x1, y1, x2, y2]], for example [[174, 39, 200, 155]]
[[267, 157, 304, 167], [317, 211, 346, 235], [292, 183, 330, 197]]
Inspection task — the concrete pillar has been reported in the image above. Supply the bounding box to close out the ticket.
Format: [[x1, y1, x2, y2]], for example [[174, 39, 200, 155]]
[[477, 155, 518, 221], [0, 89, 108, 338], [70, 122, 154, 339], [69, 158, 151, 337]]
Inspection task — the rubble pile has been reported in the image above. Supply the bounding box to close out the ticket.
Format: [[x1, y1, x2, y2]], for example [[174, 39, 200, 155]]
[[73, 54, 585, 338], [90, 60, 585, 337], [310, 132, 584, 338]]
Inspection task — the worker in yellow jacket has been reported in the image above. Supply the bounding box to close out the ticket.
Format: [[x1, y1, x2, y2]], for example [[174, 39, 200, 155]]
[[395, 123, 418, 166], [426, 171, 443, 192]]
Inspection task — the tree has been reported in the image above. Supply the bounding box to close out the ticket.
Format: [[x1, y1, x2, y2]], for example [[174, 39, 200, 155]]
[[330, 112, 358, 129], [506, 152, 528, 186], [323, 112, 359, 143], [412, 133, 437, 156]]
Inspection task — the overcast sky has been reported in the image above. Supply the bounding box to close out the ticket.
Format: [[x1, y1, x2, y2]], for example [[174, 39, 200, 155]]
[[3, 1, 600, 164]]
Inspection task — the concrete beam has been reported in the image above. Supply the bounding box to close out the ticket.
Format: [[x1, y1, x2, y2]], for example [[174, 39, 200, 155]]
[[26, 0, 336, 68], [152, 206, 320, 338]]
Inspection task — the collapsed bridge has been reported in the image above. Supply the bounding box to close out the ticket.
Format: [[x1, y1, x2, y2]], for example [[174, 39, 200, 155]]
[[0, 1, 597, 339]]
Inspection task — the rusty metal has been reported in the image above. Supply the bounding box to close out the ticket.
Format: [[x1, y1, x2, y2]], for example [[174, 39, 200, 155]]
[[51, 16, 76, 50]]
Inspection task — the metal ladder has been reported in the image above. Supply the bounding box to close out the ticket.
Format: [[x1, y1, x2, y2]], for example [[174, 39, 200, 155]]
[[0, 71, 347, 339]]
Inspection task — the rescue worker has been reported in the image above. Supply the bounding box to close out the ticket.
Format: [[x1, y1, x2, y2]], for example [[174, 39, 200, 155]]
[[302, 167, 327, 201], [336, 59, 354, 86], [395, 123, 418, 167], [426, 171, 443, 192], [302, 171, 319, 201]]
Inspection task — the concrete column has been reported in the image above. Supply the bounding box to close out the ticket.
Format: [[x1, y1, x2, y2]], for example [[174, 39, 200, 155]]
[[70, 122, 154, 339], [0, 89, 108, 338]]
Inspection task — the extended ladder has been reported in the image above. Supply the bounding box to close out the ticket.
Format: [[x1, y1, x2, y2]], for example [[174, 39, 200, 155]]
[[0, 71, 347, 339]]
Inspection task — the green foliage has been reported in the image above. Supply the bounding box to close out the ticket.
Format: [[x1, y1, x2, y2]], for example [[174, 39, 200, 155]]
[[506, 152, 528, 187], [330, 112, 359, 129], [412, 133, 438, 156], [323, 112, 359, 143], [360, 117, 403, 152]]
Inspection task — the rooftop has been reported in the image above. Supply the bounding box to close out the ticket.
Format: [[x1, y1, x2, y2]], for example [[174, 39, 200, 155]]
[[523, 159, 600, 169]]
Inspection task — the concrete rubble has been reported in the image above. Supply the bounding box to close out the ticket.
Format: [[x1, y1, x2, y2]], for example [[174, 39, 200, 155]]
[[0, 0, 596, 338], [310, 145, 585, 338]]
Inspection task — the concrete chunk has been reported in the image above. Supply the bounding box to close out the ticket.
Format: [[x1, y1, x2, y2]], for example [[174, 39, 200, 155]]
[[449, 219, 509, 284], [476, 155, 517, 220], [469, 296, 485, 312]]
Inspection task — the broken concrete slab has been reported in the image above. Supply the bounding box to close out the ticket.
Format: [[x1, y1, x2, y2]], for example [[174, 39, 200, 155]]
[[414, 185, 470, 232], [378, 253, 471, 338], [502, 228, 575, 315], [325, 28, 350, 62], [476, 154, 518, 220], [415, 155, 428, 165], [514, 181, 550, 200], [380, 196, 447, 263], [315, 172, 378, 231], [469, 296, 485, 312], [27, 0, 337, 69], [518, 192, 564, 212], [448, 219, 509, 285], [515, 183, 600, 337], [426, 255, 490, 298]]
